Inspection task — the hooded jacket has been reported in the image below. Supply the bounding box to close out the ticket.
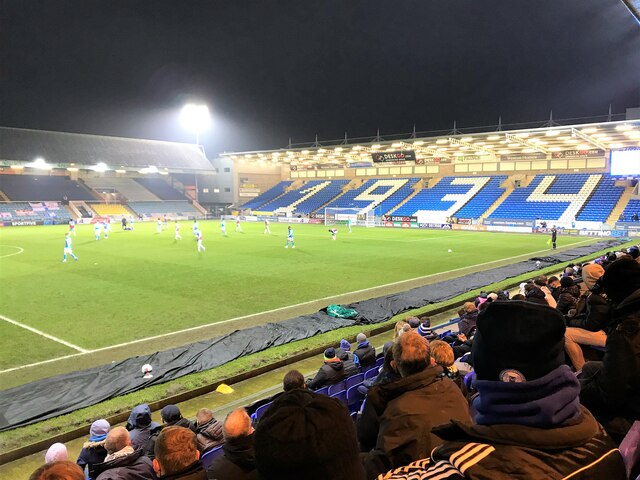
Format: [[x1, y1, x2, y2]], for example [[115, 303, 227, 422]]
[[195, 417, 224, 453], [378, 407, 625, 480], [93, 448, 156, 480], [161, 461, 207, 480], [354, 341, 376, 369], [358, 366, 472, 478], [307, 359, 346, 390], [557, 285, 581, 316], [206, 433, 257, 480], [126, 405, 161, 452], [458, 310, 478, 337], [567, 291, 611, 332], [336, 349, 360, 377], [77, 439, 108, 476]]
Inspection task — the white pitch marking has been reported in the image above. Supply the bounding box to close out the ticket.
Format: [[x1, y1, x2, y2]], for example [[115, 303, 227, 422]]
[[0, 238, 597, 374], [0, 314, 88, 353], [0, 245, 25, 258]]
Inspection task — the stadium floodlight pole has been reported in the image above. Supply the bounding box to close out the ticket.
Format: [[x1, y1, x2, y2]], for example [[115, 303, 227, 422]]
[[180, 104, 211, 145]]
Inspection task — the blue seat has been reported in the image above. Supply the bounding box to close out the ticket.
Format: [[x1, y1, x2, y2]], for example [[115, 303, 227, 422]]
[[328, 381, 347, 396], [330, 389, 348, 406], [345, 373, 364, 390], [314, 386, 329, 396], [364, 367, 379, 381], [200, 445, 224, 470], [346, 384, 366, 413], [254, 401, 273, 422], [375, 357, 384, 368]]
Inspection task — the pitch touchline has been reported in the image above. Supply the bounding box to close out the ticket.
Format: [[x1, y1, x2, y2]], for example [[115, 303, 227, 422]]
[[0, 314, 88, 353], [0, 245, 25, 258], [0, 238, 597, 375]]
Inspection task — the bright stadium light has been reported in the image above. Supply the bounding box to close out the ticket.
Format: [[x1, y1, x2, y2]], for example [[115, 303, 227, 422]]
[[180, 104, 211, 145], [92, 162, 109, 173], [28, 157, 52, 170]]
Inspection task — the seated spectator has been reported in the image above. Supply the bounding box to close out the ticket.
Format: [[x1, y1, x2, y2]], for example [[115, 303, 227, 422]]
[[510, 293, 525, 301], [195, 408, 224, 454], [380, 301, 626, 479], [458, 302, 478, 337], [406, 316, 421, 330], [429, 340, 463, 390], [335, 339, 360, 376], [548, 275, 561, 300], [307, 347, 346, 390], [153, 426, 206, 479], [358, 332, 471, 478], [77, 419, 109, 476], [417, 318, 437, 341], [161, 406, 195, 432], [92, 426, 155, 480], [564, 263, 610, 371], [254, 389, 365, 480], [282, 369, 306, 391], [45, 443, 68, 464], [357, 343, 400, 395], [580, 257, 640, 443], [524, 282, 548, 305], [354, 333, 376, 369], [206, 408, 257, 480], [393, 320, 408, 339], [533, 275, 557, 308], [126, 404, 162, 454], [556, 276, 581, 317], [30, 461, 85, 480], [628, 245, 640, 264]]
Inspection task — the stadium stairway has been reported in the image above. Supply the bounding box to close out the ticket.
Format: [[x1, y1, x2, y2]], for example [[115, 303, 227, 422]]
[[606, 184, 636, 225], [241, 180, 293, 211], [0, 190, 10, 202], [385, 178, 425, 215], [478, 178, 514, 222]]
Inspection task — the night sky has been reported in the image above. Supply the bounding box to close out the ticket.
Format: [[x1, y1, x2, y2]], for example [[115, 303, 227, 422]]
[[1, 1, 639, 157]]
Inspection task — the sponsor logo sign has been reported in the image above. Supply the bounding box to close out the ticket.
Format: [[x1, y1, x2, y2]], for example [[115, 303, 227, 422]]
[[551, 149, 604, 159], [371, 151, 416, 163], [384, 215, 417, 223]]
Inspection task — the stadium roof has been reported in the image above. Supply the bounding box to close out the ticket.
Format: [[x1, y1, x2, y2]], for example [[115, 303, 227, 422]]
[[221, 120, 640, 168], [0, 127, 214, 172]]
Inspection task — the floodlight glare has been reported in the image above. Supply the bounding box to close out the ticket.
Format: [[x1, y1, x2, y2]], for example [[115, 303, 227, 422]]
[[28, 157, 52, 170], [92, 162, 109, 173], [180, 104, 211, 144]]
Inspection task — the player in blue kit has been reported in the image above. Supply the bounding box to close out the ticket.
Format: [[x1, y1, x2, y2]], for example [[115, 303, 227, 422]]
[[285, 226, 295, 248], [347, 217, 352, 233], [102, 220, 110, 239], [193, 220, 199, 238], [94, 222, 101, 240], [62, 233, 78, 262], [220, 219, 227, 236]]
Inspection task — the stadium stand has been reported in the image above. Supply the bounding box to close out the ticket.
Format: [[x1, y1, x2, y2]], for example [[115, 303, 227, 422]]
[[134, 177, 187, 200], [295, 180, 350, 214], [576, 174, 625, 221], [259, 180, 351, 214], [0, 175, 95, 201], [489, 173, 609, 222], [128, 200, 200, 217], [90, 203, 132, 217], [0, 201, 71, 223], [82, 177, 159, 201], [622, 199, 640, 221], [241, 180, 293, 210], [322, 178, 420, 214]]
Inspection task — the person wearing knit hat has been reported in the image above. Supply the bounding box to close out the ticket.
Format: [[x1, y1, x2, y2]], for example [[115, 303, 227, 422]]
[[77, 419, 110, 475], [353, 333, 376, 369], [335, 340, 360, 376], [564, 263, 609, 371], [255, 389, 365, 480], [45, 443, 68, 464], [417, 320, 437, 340], [581, 257, 640, 444], [306, 347, 346, 390], [378, 301, 626, 480]]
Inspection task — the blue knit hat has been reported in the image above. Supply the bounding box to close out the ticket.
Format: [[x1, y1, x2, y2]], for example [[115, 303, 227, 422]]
[[339, 339, 351, 351], [417, 322, 432, 337]]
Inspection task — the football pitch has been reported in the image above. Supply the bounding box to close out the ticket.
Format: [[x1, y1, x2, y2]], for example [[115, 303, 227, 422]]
[[0, 222, 589, 373]]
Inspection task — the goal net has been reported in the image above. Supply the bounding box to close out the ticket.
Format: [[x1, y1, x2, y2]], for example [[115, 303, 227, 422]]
[[324, 207, 380, 227]]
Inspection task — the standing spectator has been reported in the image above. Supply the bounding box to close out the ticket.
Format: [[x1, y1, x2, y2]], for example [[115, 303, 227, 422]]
[[580, 257, 640, 443], [307, 347, 346, 390], [556, 276, 581, 317], [77, 419, 110, 476], [380, 301, 626, 479], [564, 263, 610, 371], [255, 389, 365, 480], [93, 427, 155, 480], [358, 332, 471, 478], [353, 333, 376, 369], [126, 404, 161, 453], [195, 409, 224, 454], [161, 406, 195, 432], [30, 461, 85, 480], [153, 426, 206, 479], [206, 409, 257, 480], [45, 443, 68, 464]]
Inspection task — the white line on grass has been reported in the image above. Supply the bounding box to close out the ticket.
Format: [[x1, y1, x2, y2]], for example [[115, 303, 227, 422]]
[[0, 238, 597, 375], [0, 313, 89, 353], [0, 245, 25, 258]]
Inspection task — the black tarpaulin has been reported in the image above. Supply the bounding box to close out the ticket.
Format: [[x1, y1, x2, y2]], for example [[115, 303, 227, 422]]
[[0, 238, 627, 431]]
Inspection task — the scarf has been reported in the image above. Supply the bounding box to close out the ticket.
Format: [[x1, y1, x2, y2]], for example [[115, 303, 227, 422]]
[[472, 365, 581, 428]]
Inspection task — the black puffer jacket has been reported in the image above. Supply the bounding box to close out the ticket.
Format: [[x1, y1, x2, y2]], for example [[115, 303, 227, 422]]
[[195, 418, 224, 453], [336, 349, 359, 377], [354, 341, 376, 369], [307, 360, 346, 390], [557, 285, 581, 316], [567, 292, 611, 332], [93, 449, 156, 480], [206, 433, 257, 480]]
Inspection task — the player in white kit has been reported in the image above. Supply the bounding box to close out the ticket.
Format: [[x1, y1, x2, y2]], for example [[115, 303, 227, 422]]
[[196, 229, 205, 252], [175, 221, 182, 240], [264, 219, 271, 235]]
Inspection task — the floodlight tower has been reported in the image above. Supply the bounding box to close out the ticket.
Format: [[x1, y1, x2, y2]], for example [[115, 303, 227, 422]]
[[180, 104, 211, 145]]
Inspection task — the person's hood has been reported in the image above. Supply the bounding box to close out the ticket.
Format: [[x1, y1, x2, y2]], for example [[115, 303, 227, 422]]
[[223, 433, 256, 470], [336, 349, 351, 361], [561, 285, 581, 297], [127, 404, 152, 429], [82, 439, 107, 449], [357, 341, 370, 349], [326, 360, 344, 371]]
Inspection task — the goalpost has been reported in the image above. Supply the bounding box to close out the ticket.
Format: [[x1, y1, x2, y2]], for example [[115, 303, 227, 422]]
[[324, 207, 380, 227]]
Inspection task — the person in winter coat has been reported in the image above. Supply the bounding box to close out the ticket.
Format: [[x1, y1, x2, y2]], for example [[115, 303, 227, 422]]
[[126, 404, 161, 454], [564, 263, 610, 371], [93, 427, 156, 480], [379, 301, 626, 480], [195, 408, 224, 454], [161, 405, 195, 432], [353, 333, 376, 369], [335, 340, 360, 377], [153, 426, 207, 480], [580, 257, 640, 444], [357, 342, 400, 396], [458, 302, 479, 337], [206, 408, 257, 480], [77, 419, 110, 478], [306, 347, 347, 390], [358, 332, 472, 479], [556, 276, 581, 316]]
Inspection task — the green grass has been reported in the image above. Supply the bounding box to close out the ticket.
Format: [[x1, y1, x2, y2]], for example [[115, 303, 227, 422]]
[[0, 222, 588, 370]]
